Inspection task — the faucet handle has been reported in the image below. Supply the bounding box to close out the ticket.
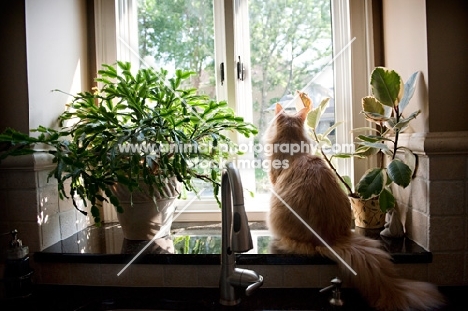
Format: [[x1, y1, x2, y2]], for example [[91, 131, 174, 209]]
[[230, 268, 264, 296], [245, 275, 263, 296]]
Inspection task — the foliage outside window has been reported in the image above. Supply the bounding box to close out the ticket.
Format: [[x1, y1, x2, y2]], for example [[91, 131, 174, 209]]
[[134, 0, 335, 197]]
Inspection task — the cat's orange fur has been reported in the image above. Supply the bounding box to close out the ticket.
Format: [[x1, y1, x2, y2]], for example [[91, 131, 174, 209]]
[[264, 103, 445, 311]]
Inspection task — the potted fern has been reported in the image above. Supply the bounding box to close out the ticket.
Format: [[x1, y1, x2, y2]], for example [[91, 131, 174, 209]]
[[0, 61, 257, 240]]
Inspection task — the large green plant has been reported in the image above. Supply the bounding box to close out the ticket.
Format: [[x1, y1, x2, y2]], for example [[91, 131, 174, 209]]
[[0, 61, 257, 224], [305, 67, 420, 213], [351, 67, 420, 212]]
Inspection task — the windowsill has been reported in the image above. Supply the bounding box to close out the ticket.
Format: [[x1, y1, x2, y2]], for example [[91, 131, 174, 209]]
[[33, 222, 432, 265], [173, 194, 270, 222]]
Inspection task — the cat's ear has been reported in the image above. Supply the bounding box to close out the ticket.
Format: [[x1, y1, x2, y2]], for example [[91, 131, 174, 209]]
[[275, 103, 284, 115], [297, 106, 311, 122]]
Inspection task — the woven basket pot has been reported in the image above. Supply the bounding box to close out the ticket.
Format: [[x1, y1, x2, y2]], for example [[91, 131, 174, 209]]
[[349, 197, 386, 229]]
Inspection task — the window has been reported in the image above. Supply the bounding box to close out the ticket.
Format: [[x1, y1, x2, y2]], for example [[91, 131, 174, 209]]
[[94, 0, 373, 222]]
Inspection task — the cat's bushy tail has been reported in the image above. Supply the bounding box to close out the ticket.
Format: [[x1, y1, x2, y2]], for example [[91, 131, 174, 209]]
[[317, 233, 445, 311]]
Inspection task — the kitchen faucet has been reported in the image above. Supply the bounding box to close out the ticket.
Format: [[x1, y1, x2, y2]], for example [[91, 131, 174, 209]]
[[219, 162, 263, 306]]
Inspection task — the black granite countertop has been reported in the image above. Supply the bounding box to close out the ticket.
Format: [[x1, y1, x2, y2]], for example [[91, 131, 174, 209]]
[[33, 222, 432, 265]]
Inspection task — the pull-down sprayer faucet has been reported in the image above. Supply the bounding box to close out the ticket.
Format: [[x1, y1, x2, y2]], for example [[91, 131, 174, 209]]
[[219, 162, 263, 306]]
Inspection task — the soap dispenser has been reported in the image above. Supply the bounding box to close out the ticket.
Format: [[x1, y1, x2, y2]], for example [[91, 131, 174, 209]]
[[320, 277, 344, 307], [1, 229, 33, 299]]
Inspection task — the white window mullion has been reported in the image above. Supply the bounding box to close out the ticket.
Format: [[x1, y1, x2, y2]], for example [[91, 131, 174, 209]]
[[331, 0, 354, 183], [348, 0, 376, 186], [232, 0, 256, 195], [213, 0, 228, 102], [94, 0, 139, 70], [94, 0, 118, 72], [94, 0, 120, 223], [116, 0, 140, 69]]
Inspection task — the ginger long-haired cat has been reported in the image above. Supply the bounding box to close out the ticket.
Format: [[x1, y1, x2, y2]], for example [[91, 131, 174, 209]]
[[264, 100, 444, 311]]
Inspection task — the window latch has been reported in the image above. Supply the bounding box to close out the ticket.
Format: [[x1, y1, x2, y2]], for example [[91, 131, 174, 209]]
[[237, 56, 244, 81], [220, 62, 225, 85]]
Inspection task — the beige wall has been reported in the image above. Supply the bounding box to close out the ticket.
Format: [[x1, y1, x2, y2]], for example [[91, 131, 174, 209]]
[[426, 0, 468, 133], [382, 0, 468, 285], [0, 0, 91, 132], [0, 0, 92, 251], [25, 0, 90, 130], [382, 0, 468, 133], [382, 0, 429, 134], [0, 0, 29, 133]]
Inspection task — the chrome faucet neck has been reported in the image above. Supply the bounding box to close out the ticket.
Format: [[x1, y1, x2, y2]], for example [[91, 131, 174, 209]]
[[222, 162, 252, 253], [219, 162, 263, 306]]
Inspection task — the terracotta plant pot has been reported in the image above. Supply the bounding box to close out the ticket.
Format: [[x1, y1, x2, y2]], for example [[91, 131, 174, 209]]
[[349, 197, 386, 229]]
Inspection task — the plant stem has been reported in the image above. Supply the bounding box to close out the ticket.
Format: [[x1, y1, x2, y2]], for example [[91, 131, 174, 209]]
[[378, 122, 385, 169], [392, 105, 400, 160], [312, 130, 353, 195]]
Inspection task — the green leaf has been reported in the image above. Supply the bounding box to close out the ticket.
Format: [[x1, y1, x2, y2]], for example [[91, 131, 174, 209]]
[[403, 148, 417, 174], [91, 205, 101, 218], [355, 141, 390, 151], [361, 96, 388, 123], [378, 188, 395, 212], [350, 127, 381, 134], [211, 168, 217, 181], [387, 159, 412, 188], [318, 135, 332, 147], [361, 111, 390, 123], [359, 135, 393, 142], [307, 98, 329, 130], [108, 195, 121, 210], [354, 145, 380, 157], [339, 175, 353, 194], [321, 121, 344, 139], [398, 71, 419, 113], [331, 153, 353, 159], [356, 168, 386, 199], [370, 67, 402, 107], [385, 117, 397, 129], [393, 110, 421, 132], [383, 105, 393, 118], [357, 135, 384, 143], [98, 64, 118, 78], [362, 96, 384, 115]]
